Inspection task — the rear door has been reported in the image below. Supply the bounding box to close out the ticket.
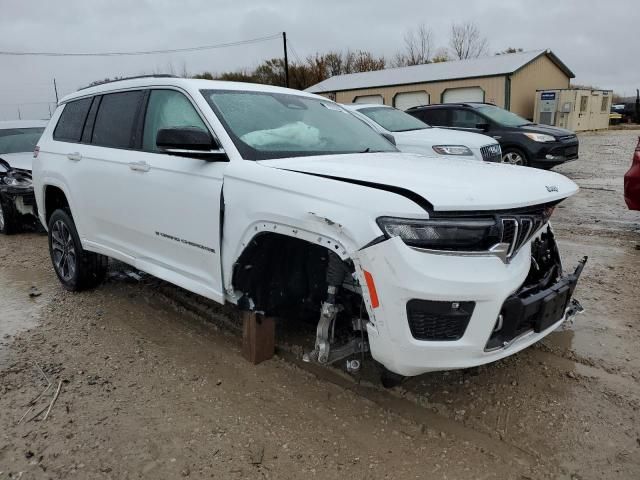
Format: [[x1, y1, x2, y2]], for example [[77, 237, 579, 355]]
[[74, 90, 146, 255], [123, 88, 225, 302]]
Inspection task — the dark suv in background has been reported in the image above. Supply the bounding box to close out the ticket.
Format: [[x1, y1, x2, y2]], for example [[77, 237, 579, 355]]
[[406, 103, 579, 168]]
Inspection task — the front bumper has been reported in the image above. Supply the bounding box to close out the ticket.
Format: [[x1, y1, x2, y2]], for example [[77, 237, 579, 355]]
[[530, 140, 579, 167], [355, 232, 585, 377], [0, 186, 37, 217]]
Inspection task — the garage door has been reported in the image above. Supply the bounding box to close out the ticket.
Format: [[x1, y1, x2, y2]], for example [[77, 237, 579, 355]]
[[394, 91, 429, 110], [353, 95, 384, 105], [442, 87, 484, 103]]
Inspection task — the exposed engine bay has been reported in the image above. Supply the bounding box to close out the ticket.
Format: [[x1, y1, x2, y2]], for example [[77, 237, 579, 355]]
[[0, 158, 38, 233]]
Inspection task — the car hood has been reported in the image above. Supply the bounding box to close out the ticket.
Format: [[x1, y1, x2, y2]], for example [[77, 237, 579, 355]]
[[517, 123, 575, 137], [259, 152, 578, 212], [0, 152, 33, 171], [394, 127, 497, 147]]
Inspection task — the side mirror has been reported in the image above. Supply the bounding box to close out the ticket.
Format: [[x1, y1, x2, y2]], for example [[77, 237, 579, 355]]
[[156, 127, 227, 161], [381, 132, 396, 145], [476, 123, 490, 132]]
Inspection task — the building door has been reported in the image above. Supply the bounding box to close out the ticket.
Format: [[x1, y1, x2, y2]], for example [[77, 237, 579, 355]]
[[393, 91, 429, 110], [442, 87, 484, 104], [353, 94, 384, 105]]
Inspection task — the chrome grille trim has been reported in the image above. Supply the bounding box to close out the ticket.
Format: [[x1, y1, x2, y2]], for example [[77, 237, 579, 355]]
[[500, 214, 545, 261]]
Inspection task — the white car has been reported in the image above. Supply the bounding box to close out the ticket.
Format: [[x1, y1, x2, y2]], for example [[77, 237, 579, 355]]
[[0, 120, 48, 233], [343, 103, 502, 162], [33, 76, 585, 385]]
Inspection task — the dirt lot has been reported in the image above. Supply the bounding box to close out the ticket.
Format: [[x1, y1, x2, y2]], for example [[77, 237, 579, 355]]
[[1, 130, 639, 479]]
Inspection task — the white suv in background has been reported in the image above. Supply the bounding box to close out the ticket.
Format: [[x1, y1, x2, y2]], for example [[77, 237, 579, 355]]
[[343, 103, 502, 162], [33, 76, 585, 385]]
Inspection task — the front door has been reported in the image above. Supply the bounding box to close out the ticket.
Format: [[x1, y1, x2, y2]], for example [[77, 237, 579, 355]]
[[124, 88, 226, 302]]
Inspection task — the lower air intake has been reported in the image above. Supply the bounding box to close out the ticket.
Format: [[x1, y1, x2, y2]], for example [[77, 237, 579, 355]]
[[406, 299, 475, 341]]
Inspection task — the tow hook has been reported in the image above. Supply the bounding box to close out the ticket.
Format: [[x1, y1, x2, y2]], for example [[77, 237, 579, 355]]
[[565, 298, 584, 322]]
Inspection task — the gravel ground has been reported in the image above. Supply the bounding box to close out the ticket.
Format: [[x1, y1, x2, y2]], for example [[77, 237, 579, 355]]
[[1, 129, 639, 479]]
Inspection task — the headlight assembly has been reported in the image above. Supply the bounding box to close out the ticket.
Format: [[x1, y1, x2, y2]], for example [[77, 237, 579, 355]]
[[523, 133, 556, 143], [2, 172, 33, 188], [432, 145, 473, 156], [376, 216, 499, 251]]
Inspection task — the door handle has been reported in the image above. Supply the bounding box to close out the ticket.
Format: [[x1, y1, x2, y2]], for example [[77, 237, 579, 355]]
[[67, 152, 82, 161], [128, 161, 150, 172]]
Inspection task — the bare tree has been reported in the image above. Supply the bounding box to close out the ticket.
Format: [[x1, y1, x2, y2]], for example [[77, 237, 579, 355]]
[[449, 22, 488, 60], [393, 24, 434, 67]]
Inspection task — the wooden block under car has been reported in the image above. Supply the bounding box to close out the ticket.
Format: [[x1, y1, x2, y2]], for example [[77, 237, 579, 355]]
[[242, 311, 275, 364]]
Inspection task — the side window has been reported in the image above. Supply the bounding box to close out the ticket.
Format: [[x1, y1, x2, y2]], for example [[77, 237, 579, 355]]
[[143, 90, 208, 152], [419, 109, 448, 126], [450, 109, 484, 129], [53, 98, 92, 142], [91, 91, 144, 148]]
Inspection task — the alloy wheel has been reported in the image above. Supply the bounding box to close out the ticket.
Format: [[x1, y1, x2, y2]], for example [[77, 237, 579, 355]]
[[51, 219, 76, 281], [502, 152, 525, 166]]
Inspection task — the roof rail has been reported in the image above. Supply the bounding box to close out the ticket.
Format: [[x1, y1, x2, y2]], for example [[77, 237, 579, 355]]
[[79, 74, 179, 91]]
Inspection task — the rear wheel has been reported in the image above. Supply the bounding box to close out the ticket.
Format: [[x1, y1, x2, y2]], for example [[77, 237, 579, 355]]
[[48, 209, 107, 291], [501, 148, 528, 166]]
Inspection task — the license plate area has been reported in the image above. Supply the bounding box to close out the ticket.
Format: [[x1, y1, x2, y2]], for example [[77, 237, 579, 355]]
[[485, 257, 587, 351]]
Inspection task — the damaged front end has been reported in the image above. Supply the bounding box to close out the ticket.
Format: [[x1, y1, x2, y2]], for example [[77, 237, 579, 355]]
[[486, 227, 587, 351], [0, 158, 38, 233]]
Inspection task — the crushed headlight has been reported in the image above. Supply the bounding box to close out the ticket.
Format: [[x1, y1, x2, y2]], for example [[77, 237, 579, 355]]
[[376, 216, 499, 251], [432, 145, 473, 156], [523, 133, 556, 143], [2, 172, 32, 188]]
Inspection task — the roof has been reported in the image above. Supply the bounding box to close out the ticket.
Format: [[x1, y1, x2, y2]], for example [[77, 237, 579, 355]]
[[61, 77, 323, 104], [306, 49, 575, 94], [0, 120, 49, 130]]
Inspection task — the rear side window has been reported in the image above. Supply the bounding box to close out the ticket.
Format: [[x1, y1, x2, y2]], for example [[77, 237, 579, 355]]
[[92, 91, 144, 148], [53, 98, 92, 142], [450, 109, 484, 129], [414, 108, 448, 126]]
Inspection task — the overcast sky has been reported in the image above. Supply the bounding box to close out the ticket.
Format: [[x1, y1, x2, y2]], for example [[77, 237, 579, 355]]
[[1, 0, 638, 120]]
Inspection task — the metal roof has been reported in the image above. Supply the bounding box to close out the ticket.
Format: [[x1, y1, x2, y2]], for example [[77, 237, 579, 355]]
[[306, 49, 574, 94]]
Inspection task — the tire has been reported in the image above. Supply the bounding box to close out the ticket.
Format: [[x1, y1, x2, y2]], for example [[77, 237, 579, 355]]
[[378, 365, 405, 389], [0, 197, 18, 235], [501, 148, 529, 166], [47, 208, 107, 291]]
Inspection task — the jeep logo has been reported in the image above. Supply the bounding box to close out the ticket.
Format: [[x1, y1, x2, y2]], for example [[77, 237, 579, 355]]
[[546, 185, 559, 192]]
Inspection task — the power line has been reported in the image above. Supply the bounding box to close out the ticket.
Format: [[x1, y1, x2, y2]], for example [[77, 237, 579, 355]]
[[0, 33, 281, 57]]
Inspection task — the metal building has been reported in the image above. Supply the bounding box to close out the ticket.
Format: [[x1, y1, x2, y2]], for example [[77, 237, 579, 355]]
[[306, 49, 574, 120], [534, 89, 612, 131]]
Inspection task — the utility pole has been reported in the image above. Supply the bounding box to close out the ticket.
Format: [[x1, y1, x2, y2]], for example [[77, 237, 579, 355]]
[[53, 78, 59, 104], [17, 107, 21, 120], [282, 32, 289, 88]]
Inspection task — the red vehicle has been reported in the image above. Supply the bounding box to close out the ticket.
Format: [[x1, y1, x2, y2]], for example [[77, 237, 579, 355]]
[[624, 137, 640, 210]]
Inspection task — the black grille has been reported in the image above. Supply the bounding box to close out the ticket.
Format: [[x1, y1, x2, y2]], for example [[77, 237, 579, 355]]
[[480, 144, 502, 162], [407, 300, 475, 341]]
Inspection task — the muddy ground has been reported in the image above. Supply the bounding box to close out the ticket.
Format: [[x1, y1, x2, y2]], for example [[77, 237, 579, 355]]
[[1, 130, 639, 479]]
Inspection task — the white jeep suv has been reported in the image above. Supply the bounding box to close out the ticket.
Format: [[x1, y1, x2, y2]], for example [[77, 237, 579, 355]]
[[33, 76, 586, 384]]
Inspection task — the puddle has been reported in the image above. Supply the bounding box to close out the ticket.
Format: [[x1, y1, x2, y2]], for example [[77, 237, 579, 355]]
[[0, 263, 51, 364]]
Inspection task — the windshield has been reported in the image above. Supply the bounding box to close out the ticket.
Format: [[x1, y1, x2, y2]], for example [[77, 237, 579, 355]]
[[0, 127, 45, 154], [475, 105, 531, 127], [201, 90, 397, 160], [357, 106, 429, 132]]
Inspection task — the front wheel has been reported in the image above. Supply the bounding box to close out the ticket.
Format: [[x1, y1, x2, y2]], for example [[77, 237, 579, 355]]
[[501, 148, 528, 166], [0, 197, 17, 235], [48, 209, 107, 291]]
